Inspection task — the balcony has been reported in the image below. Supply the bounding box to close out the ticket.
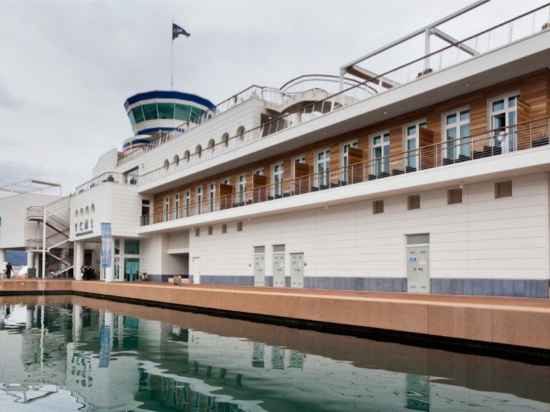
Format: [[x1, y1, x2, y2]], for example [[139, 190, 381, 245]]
[[136, 4, 550, 195], [141, 117, 550, 227]]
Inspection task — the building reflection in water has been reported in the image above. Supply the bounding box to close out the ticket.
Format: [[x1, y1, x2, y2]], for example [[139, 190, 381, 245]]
[[0, 297, 550, 412]]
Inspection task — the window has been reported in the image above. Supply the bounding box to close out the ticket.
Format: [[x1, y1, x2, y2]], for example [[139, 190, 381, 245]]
[[447, 188, 463, 205], [173, 154, 180, 167], [405, 121, 427, 170], [163, 197, 170, 221], [221, 133, 229, 147], [163, 159, 170, 169], [495, 181, 512, 199], [195, 227, 200, 237], [341, 140, 358, 183], [132, 106, 145, 123], [208, 226, 213, 235], [236, 126, 245, 141], [195, 145, 202, 158], [316, 149, 330, 187], [208, 183, 216, 212], [407, 195, 421, 210], [125, 239, 140, 255], [184, 191, 190, 216], [142, 103, 158, 120], [75, 210, 78, 217], [238, 176, 246, 204], [490, 94, 518, 152], [372, 132, 390, 176], [158, 103, 175, 119], [196, 186, 203, 214], [208, 139, 215, 152], [222, 224, 227, 234], [444, 109, 471, 160], [175, 104, 191, 121], [175, 192, 180, 218], [373, 200, 384, 214], [184, 150, 191, 162], [85, 206, 89, 215], [237, 221, 243, 232], [272, 163, 284, 197]]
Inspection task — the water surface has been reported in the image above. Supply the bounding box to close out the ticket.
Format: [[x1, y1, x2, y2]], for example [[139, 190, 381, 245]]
[[0, 295, 549, 412]]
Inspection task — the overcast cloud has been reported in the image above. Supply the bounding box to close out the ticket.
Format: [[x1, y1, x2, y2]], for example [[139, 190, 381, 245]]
[[0, 0, 546, 192]]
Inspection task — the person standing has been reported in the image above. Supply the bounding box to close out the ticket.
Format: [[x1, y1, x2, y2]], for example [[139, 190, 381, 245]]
[[5, 262, 13, 279]]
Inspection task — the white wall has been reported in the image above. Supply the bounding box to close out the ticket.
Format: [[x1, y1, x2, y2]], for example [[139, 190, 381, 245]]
[[141, 233, 187, 275], [70, 183, 141, 240], [0, 193, 60, 249], [187, 173, 550, 281]]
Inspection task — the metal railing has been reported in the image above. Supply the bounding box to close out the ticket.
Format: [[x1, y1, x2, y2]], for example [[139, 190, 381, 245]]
[[137, 3, 550, 187], [142, 116, 550, 226], [74, 171, 131, 194]]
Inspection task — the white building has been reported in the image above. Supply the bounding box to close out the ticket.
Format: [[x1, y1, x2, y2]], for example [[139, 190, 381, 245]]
[[31, 3, 550, 297]]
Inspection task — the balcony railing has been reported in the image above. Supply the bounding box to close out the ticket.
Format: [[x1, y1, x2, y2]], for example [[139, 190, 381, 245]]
[[74, 171, 134, 194], [141, 116, 550, 226], [138, 3, 550, 187]]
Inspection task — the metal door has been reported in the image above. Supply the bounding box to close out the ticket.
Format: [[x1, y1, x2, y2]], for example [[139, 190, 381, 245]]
[[290, 253, 304, 288], [407, 245, 430, 293], [253, 246, 265, 287], [272, 245, 285, 288]]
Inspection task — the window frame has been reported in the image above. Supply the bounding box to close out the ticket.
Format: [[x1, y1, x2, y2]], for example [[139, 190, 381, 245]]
[[371, 131, 391, 176], [315, 148, 331, 187], [441, 106, 471, 161], [403, 119, 427, 170], [341, 140, 359, 183]]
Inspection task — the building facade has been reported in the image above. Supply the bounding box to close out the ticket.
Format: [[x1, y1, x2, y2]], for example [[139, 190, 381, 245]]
[[66, 3, 550, 297]]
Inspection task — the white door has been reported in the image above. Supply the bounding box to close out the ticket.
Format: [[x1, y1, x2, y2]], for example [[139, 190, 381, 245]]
[[290, 253, 304, 288], [272, 245, 285, 288], [253, 246, 265, 287], [407, 245, 430, 293]]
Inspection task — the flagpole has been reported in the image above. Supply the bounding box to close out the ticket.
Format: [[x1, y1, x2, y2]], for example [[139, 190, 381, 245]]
[[170, 20, 174, 90]]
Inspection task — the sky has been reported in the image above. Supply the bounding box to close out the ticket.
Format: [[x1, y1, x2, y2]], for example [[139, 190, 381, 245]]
[[0, 0, 547, 192]]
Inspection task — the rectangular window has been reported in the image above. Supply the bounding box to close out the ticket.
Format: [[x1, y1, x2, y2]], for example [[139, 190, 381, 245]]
[[316, 149, 330, 187], [238, 176, 246, 204], [195, 227, 200, 237], [407, 195, 421, 210], [447, 188, 463, 205], [373, 200, 384, 214], [405, 121, 427, 170], [196, 186, 203, 214], [372, 132, 390, 176], [272, 163, 284, 197], [222, 224, 227, 234], [495, 181, 512, 199], [132, 106, 145, 123], [208, 226, 213, 235], [184, 191, 190, 216], [175, 193, 180, 218], [444, 109, 470, 160], [208, 183, 216, 212], [237, 221, 243, 232], [490, 95, 518, 152], [125, 239, 140, 255], [142, 103, 158, 121], [341, 140, 358, 183], [157, 103, 175, 119], [163, 197, 170, 222]]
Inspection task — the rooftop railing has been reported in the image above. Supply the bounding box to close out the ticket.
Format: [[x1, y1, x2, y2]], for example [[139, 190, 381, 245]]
[[136, 3, 550, 189], [142, 116, 550, 226], [74, 171, 131, 194]]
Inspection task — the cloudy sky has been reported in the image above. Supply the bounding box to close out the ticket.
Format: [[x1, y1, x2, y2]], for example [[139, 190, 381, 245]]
[[0, 0, 546, 192]]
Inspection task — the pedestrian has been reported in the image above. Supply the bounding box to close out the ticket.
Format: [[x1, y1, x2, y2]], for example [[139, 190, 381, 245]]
[[5, 262, 13, 279]]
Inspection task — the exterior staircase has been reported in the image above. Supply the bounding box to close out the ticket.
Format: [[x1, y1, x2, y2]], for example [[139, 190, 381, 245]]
[[26, 196, 73, 278]]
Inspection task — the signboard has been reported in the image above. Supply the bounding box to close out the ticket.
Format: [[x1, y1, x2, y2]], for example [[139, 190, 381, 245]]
[[100, 223, 112, 268]]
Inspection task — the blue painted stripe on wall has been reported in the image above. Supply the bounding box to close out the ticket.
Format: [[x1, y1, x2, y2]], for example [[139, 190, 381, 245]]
[[125, 90, 215, 110], [136, 127, 182, 136]]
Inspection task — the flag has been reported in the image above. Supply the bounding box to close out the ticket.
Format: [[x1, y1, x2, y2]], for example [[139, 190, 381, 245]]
[[172, 23, 190, 40]]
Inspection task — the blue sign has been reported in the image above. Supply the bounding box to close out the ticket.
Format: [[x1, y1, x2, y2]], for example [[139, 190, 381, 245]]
[[100, 223, 112, 268]]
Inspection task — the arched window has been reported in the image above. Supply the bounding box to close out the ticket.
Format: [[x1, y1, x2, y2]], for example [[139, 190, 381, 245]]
[[195, 145, 202, 158], [85, 206, 89, 215], [75, 210, 78, 217], [184, 150, 191, 162], [236, 126, 245, 141], [163, 159, 170, 169], [91, 204, 95, 212], [173, 154, 180, 166], [221, 133, 229, 147], [208, 139, 215, 152]]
